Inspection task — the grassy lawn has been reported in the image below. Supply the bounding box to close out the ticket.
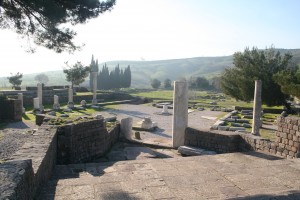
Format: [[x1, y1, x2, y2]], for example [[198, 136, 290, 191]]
[[21, 104, 119, 123]]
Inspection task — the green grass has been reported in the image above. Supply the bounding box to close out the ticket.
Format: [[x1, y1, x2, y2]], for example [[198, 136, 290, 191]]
[[260, 128, 277, 141], [22, 113, 35, 122], [131, 90, 174, 100]]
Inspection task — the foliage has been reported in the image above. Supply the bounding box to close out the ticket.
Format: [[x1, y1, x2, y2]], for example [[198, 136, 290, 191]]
[[0, 0, 115, 53], [220, 47, 297, 106], [97, 64, 131, 90], [189, 76, 210, 90], [89, 55, 99, 88], [34, 73, 49, 84], [7, 72, 23, 89], [150, 79, 161, 89], [63, 62, 90, 88], [163, 78, 172, 89], [211, 76, 222, 91], [273, 67, 300, 98]]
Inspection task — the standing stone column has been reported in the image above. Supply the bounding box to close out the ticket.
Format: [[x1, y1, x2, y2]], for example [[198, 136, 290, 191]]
[[67, 87, 74, 109], [37, 83, 43, 110], [53, 95, 60, 110], [92, 72, 98, 105], [172, 81, 188, 148], [120, 117, 133, 140], [252, 80, 262, 135], [17, 93, 25, 113], [33, 97, 39, 110]]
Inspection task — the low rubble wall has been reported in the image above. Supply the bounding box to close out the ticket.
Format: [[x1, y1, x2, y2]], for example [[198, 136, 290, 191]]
[[0, 119, 120, 199], [185, 116, 300, 158]]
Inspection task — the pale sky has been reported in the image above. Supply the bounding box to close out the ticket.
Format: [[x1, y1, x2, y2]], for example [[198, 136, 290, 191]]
[[1, 0, 300, 77]]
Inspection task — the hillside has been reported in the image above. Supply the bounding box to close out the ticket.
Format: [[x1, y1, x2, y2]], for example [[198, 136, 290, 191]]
[[1, 48, 300, 88]]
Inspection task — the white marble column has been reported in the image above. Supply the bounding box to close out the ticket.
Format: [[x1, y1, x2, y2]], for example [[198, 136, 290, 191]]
[[33, 97, 39, 110], [92, 72, 98, 105], [37, 83, 43, 110], [17, 93, 25, 113], [67, 87, 74, 108], [172, 81, 188, 148], [252, 80, 262, 135], [53, 95, 60, 110]]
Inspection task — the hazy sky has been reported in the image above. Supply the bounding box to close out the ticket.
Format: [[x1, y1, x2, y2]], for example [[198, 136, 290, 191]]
[[1, 0, 300, 76]]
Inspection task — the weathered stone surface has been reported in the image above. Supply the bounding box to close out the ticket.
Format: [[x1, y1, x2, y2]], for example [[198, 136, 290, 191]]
[[120, 117, 133, 140], [57, 119, 120, 164], [178, 145, 216, 156], [0, 160, 34, 200], [172, 81, 188, 148]]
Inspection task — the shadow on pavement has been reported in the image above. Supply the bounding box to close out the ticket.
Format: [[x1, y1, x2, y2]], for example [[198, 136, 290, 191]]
[[243, 151, 284, 161], [229, 191, 300, 200]]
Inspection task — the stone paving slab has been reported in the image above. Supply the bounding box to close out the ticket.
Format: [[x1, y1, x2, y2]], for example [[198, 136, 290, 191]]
[[37, 152, 300, 200]]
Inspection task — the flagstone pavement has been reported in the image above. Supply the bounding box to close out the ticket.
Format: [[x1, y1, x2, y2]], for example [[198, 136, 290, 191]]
[[37, 152, 300, 200]]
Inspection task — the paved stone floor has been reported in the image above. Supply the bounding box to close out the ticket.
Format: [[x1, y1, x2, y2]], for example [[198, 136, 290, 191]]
[[37, 152, 300, 200], [98, 104, 224, 147]]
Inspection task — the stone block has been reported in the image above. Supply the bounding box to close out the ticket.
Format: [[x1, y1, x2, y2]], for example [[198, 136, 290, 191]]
[[231, 122, 243, 127], [278, 143, 285, 149], [291, 146, 298, 153], [294, 142, 300, 149], [270, 143, 277, 150], [120, 117, 133, 140], [236, 119, 250, 123], [289, 140, 294, 146], [280, 132, 288, 139], [218, 126, 229, 131], [289, 130, 296, 135], [178, 146, 216, 156], [275, 137, 282, 143], [289, 151, 295, 157]]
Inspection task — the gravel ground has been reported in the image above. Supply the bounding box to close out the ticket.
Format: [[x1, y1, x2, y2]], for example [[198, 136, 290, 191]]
[[0, 121, 37, 161]]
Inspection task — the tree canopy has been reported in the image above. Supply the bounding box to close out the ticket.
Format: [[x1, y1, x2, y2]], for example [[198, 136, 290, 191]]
[[189, 76, 210, 90], [163, 78, 172, 89], [97, 64, 131, 90], [151, 79, 161, 89], [273, 67, 300, 98], [7, 72, 23, 89], [63, 62, 90, 88], [34, 73, 49, 84], [0, 0, 115, 52], [220, 47, 297, 107]]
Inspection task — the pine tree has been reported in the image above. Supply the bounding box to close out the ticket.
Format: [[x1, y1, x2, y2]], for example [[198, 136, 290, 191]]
[[124, 65, 131, 88], [89, 55, 99, 89]]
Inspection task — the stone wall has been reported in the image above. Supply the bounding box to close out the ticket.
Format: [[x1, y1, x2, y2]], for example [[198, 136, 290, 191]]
[[0, 160, 34, 200], [185, 116, 300, 158], [0, 119, 121, 199], [2, 90, 135, 107], [275, 116, 300, 158], [184, 127, 241, 153], [1, 126, 57, 200], [57, 119, 120, 164], [0, 99, 22, 121]]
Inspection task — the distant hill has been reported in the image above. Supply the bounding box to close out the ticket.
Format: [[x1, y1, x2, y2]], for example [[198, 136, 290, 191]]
[[1, 48, 300, 88]]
